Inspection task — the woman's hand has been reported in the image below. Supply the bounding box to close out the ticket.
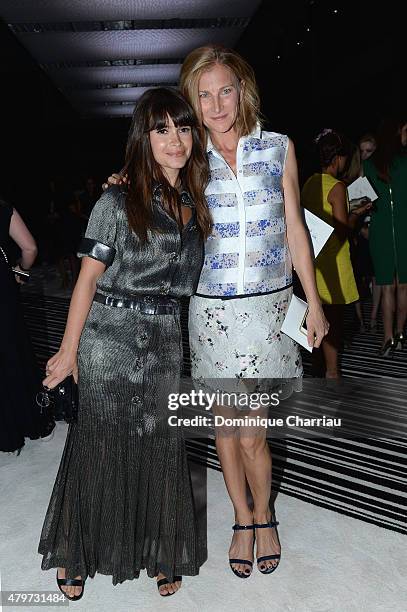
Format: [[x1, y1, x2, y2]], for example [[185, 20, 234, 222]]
[[102, 173, 127, 191], [305, 303, 329, 349], [351, 198, 373, 217], [13, 264, 26, 285], [43, 348, 78, 389]]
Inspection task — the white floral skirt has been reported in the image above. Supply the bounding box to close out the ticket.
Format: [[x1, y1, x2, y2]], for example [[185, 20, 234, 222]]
[[189, 287, 303, 384]]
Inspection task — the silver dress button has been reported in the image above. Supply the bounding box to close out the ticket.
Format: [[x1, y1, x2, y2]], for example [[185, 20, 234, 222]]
[[131, 395, 142, 405]]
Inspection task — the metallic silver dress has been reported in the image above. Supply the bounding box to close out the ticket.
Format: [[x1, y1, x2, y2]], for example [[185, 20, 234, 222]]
[[38, 185, 206, 585]]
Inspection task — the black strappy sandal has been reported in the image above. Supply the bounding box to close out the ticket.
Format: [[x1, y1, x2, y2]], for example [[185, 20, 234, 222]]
[[229, 523, 255, 578], [254, 520, 281, 574], [157, 575, 182, 597], [56, 569, 85, 601]]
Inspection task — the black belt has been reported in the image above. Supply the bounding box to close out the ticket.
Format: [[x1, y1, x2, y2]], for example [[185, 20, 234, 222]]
[[93, 292, 180, 314], [195, 282, 293, 300]]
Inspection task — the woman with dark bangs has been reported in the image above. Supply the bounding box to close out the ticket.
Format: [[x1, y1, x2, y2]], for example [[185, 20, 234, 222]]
[[37, 88, 211, 599]]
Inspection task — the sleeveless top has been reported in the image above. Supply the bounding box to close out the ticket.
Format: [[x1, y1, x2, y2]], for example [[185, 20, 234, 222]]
[[196, 125, 293, 297], [301, 173, 359, 305]]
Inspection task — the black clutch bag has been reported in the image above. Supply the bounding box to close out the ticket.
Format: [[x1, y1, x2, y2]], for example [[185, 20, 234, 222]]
[[37, 376, 79, 424], [55, 376, 79, 423]]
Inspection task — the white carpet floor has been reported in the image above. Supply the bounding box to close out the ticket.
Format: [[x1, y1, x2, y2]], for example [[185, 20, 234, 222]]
[[1, 422, 406, 612]]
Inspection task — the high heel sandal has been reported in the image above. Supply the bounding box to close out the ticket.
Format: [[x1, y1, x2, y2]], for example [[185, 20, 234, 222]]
[[229, 523, 255, 578], [56, 569, 85, 601], [378, 338, 395, 357], [254, 520, 281, 574], [394, 332, 405, 350], [157, 575, 182, 597]]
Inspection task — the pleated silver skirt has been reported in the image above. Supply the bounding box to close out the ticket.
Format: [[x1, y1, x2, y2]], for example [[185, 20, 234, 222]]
[[38, 301, 206, 585]]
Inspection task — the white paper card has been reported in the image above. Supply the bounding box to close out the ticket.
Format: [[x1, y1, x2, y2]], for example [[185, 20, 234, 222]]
[[347, 176, 378, 202], [281, 294, 313, 352], [303, 209, 334, 258]]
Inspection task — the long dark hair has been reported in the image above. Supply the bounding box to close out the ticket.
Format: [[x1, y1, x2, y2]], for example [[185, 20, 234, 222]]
[[122, 87, 211, 242], [371, 117, 406, 182]]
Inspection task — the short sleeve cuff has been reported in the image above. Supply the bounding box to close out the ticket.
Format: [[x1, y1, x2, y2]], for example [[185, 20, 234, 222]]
[[77, 237, 116, 266]]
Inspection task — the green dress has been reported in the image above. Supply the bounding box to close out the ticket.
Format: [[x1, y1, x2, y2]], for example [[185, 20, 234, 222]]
[[363, 155, 407, 284]]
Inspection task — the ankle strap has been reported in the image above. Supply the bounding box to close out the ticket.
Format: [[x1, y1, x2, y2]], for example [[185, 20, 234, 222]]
[[253, 521, 279, 528], [232, 523, 255, 530]]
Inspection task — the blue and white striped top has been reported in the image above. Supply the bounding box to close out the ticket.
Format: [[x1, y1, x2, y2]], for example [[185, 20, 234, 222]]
[[196, 124, 292, 297]]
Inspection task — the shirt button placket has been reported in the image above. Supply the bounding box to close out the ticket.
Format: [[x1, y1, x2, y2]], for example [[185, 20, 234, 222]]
[[236, 138, 246, 295], [165, 238, 181, 293], [159, 281, 169, 294]]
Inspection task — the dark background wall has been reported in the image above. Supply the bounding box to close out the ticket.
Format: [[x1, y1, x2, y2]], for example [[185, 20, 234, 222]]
[[0, 0, 404, 238]]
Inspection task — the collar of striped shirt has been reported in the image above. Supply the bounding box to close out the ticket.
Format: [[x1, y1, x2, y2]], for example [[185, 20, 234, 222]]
[[206, 122, 263, 153]]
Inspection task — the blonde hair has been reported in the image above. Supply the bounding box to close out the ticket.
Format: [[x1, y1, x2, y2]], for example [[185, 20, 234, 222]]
[[359, 132, 377, 147], [341, 145, 362, 185], [179, 45, 261, 139]]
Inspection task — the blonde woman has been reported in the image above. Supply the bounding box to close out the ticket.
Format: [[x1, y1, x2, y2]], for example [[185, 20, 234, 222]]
[[359, 133, 377, 162], [107, 45, 328, 578], [180, 46, 328, 578], [358, 133, 382, 330]]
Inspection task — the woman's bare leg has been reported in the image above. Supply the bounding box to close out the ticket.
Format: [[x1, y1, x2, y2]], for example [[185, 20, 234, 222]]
[[321, 304, 345, 378], [213, 404, 254, 575], [370, 277, 382, 325], [381, 283, 396, 343], [355, 301, 364, 329], [395, 281, 407, 334], [238, 414, 280, 571]]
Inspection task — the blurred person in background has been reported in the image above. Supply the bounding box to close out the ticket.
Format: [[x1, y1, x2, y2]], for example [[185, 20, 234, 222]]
[[0, 198, 55, 455], [359, 133, 377, 162], [363, 117, 407, 355], [358, 133, 381, 330], [341, 142, 374, 333], [39, 178, 64, 265], [54, 191, 87, 289], [301, 129, 372, 377], [79, 176, 100, 219]]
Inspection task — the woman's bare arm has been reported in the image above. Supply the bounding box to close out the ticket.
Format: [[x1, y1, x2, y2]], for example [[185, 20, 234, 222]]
[[329, 183, 372, 235], [43, 257, 106, 388], [9, 208, 38, 269], [283, 139, 329, 347], [327, 181, 349, 241]]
